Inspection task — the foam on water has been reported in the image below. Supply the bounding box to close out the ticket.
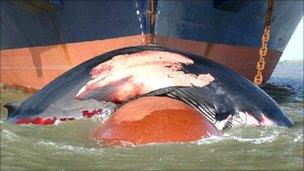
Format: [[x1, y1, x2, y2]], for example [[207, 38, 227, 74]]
[[35, 140, 103, 155]]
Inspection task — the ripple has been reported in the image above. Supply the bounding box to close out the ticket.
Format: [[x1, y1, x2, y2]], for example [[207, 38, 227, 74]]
[[36, 140, 103, 155]]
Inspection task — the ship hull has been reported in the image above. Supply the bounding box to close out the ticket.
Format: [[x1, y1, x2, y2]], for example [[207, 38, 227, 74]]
[[0, 0, 302, 91], [1, 34, 281, 91]]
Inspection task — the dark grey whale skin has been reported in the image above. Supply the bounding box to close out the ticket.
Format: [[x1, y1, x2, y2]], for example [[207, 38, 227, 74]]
[[5, 46, 293, 127]]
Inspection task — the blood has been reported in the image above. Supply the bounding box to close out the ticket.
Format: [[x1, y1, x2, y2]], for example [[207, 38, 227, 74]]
[[259, 114, 273, 126], [41, 117, 57, 125], [59, 118, 67, 121], [15, 109, 102, 125], [90, 64, 112, 75], [15, 118, 31, 124], [15, 116, 77, 125], [82, 109, 102, 118], [15, 117, 56, 125], [31, 117, 43, 124]]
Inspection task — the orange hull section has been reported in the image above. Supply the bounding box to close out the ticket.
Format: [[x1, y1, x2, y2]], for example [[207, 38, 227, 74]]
[[155, 35, 282, 84], [0, 34, 281, 91], [0, 35, 148, 92], [93, 96, 221, 146]]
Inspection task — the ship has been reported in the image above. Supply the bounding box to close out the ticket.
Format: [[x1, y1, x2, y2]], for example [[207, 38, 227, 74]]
[[1, 0, 303, 92]]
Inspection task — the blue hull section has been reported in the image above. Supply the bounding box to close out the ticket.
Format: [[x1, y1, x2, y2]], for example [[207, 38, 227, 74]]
[[155, 0, 303, 51], [1, 0, 303, 52], [0, 0, 149, 49]]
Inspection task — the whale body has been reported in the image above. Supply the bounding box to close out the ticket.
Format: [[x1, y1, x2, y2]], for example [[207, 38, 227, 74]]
[[5, 46, 293, 145]]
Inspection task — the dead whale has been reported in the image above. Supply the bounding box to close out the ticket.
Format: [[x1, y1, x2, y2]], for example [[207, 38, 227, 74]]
[[5, 46, 293, 145]]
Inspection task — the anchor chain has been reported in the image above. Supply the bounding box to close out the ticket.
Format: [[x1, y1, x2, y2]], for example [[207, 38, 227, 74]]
[[254, 0, 274, 85], [148, 0, 155, 44]]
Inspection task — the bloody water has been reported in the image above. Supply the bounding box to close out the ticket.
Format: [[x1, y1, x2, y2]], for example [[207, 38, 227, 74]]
[[1, 62, 303, 170]]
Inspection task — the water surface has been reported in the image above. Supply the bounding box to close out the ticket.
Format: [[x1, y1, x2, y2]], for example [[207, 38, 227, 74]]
[[1, 62, 303, 170]]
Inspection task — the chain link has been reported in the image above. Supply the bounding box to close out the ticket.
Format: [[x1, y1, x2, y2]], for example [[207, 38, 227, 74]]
[[254, 0, 274, 85]]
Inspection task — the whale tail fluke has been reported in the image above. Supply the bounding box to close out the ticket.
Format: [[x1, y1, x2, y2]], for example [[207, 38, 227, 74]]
[[4, 102, 21, 118]]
